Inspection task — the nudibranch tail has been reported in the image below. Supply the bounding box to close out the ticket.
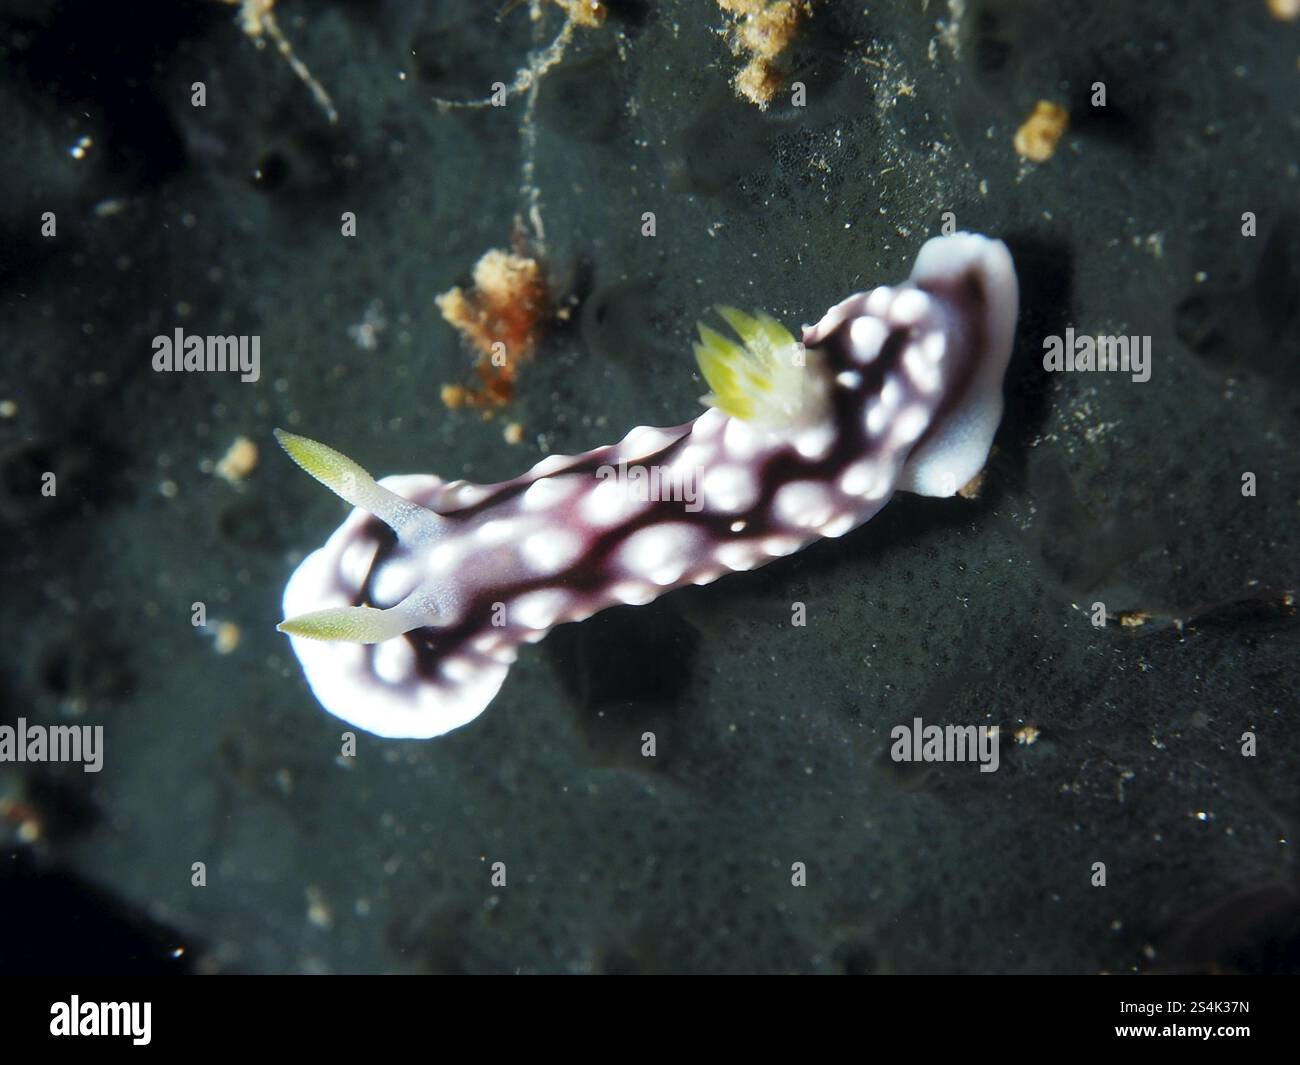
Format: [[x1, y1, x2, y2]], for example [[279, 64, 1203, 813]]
[[893, 232, 1019, 497], [276, 232, 1019, 740]]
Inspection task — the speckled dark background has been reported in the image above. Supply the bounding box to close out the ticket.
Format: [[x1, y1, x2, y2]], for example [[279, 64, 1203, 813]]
[[0, 0, 1297, 974]]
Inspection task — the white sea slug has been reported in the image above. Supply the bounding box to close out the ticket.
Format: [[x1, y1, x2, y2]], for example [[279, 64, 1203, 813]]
[[276, 233, 1019, 738]]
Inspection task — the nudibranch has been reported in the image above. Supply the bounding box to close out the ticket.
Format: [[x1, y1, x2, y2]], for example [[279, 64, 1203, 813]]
[[277, 232, 1018, 738]]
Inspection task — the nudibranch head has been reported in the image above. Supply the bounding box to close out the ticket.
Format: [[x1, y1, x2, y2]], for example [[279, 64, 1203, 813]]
[[276, 233, 1018, 739]]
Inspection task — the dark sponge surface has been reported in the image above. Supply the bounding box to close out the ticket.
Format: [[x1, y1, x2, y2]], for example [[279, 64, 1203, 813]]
[[0, 0, 1296, 973]]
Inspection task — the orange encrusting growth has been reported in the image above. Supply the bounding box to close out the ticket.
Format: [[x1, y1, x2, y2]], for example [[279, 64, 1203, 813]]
[[436, 249, 548, 411], [717, 0, 811, 110], [551, 0, 607, 28], [1014, 100, 1069, 162]]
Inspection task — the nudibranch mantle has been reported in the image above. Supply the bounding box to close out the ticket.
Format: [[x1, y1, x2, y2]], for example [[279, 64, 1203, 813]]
[[278, 233, 1018, 738]]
